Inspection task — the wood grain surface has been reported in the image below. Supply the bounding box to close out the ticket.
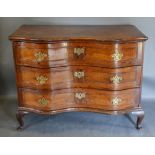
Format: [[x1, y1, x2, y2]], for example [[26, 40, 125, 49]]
[[16, 66, 142, 90], [18, 88, 140, 112], [13, 41, 144, 68], [9, 25, 148, 42]]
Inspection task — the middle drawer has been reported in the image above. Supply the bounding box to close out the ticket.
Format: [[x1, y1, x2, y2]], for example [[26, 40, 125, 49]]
[[16, 66, 142, 90]]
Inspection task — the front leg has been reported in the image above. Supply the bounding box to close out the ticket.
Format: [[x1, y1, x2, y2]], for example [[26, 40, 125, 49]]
[[131, 109, 144, 129], [16, 111, 28, 130], [136, 110, 144, 129]]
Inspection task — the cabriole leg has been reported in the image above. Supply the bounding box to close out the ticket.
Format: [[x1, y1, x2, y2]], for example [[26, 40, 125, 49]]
[[16, 111, 27, 130], [131, 109, 144, 129]]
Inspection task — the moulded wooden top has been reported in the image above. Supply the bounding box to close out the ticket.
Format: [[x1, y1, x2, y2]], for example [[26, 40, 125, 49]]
[[9, 25, 148, 42]]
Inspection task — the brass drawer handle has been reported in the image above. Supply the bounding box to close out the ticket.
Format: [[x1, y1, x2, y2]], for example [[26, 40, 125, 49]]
[[38, 97, 49, 106], [110, 75, 123, 84], [75, 92, 86, 100], [36, 75, 48, 85], [74, 71, 85, 79], [112, 51, 123, 61], [74, 48, 85, 57], [35, 52, 47, 62], [112, 97, 122, 106]]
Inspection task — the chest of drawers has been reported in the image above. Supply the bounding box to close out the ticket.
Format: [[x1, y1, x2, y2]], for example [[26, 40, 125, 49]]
[[9, 25, 147, 130]]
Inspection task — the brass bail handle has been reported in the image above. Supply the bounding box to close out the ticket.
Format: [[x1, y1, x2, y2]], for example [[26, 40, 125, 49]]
[[35, 51, 48, 62], [38, 97, 49, 106], [112, 51, 123, 62], [36, 75, 48, 85]]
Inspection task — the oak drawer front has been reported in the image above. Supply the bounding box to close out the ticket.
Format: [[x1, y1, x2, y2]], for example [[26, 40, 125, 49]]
[[16, 66, 142, 90], [14, 42, 143, 68], [18, 88, 140, 111]]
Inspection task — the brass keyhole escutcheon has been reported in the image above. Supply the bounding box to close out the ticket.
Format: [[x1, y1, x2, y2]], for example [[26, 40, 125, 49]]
[[75, 92, 86, 100], [74, 71, 85, 79], [74, 48, 85, 57]]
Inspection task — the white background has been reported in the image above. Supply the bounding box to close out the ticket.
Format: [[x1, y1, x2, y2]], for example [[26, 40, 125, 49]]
[[0, 0, 155, 154]]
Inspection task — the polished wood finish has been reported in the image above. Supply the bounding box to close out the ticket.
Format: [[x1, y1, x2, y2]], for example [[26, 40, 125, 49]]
[[9, 25, 147, 42], [9, 25, 147, 130], [13, 42, 143, 68], [16, 66, 142, 90], [18, 88, 140, 112]]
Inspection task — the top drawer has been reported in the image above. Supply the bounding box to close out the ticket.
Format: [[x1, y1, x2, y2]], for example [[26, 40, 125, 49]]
[[13, 41, 144, 68]]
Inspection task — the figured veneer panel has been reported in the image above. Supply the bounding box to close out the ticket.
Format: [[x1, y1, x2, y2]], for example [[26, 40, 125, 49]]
[[18, 88, 140, 112], [13, 41, 143, 68], [16, 66, 142, 91]]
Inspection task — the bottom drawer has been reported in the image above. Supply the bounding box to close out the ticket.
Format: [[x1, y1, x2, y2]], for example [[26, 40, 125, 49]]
[[18, 88, 140, 112]]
